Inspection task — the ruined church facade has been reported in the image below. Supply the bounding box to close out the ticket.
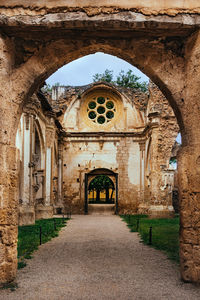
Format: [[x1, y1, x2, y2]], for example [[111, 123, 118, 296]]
[[16, 82, 178, 225], [2, 0, 200, 284]]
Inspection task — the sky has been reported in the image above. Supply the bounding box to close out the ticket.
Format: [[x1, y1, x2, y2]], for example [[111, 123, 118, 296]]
[[46, 52, 149, 87]]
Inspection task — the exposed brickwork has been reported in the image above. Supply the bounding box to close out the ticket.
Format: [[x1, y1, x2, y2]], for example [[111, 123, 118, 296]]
[[116, 138, 139, 214]]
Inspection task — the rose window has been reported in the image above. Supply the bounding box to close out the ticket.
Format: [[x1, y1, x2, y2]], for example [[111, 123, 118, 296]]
[[87, 96, 116, 124]]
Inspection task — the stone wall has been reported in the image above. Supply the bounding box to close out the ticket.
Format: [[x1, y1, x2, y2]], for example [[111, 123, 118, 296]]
[[56, 82, 178, 216], [144, 83, 179, 218], [117, 138, 140, 214], [62, 137, 142, 214], [15, 93, 60, 225], [0, 3, 199, 284], [1, 1, 200, 16]]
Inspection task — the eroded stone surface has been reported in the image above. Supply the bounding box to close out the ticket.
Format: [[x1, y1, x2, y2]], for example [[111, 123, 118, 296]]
[[1, 0, 200, 17], [0, 4, 200, 284]]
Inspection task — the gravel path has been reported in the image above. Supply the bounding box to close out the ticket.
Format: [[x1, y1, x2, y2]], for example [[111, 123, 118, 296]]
[[1, 215, 200, 300]]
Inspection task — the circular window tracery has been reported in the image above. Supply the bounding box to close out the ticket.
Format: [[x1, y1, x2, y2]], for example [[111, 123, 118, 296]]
[[106, 111, 114, 119], [97, 97, 105, 104], [87, 96, 116, 125], [106, 101, 114, 109], [97, 116, 106, 124], [97, 106, 105, 114], [88, 101, 96, 109], [88, 111, 96, 119]]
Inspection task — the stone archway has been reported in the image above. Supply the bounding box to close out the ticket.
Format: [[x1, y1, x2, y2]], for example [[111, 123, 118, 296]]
[[85, 168, 118, 215], [0, 7, 200, 283]]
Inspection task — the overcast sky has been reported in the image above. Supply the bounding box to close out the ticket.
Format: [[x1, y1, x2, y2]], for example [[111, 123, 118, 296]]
[[46, 52, 149, 86]]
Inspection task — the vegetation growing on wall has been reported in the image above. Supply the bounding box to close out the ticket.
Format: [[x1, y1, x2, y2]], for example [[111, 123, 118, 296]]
[[93, 69, 148, 92], [42, 70, 148, 93]]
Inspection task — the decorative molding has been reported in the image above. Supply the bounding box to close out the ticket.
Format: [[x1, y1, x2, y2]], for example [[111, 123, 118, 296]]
[[139, 141, 145, 152], [24, 113, 30, 130], [46, 126, 55, 148]]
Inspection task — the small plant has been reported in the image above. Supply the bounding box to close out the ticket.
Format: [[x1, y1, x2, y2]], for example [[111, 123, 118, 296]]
[[18, 260, 27, 269], [93, 69, 148, 92], [0, 282, 18, 292]]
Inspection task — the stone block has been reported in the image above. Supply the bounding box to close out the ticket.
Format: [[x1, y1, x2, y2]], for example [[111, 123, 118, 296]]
[[148, 205, 175, 218], [193, 246, 200, 266], [35, 205, 53, 220], [6, 147, 17, 171], [5, 245, 17, 263], [1, 226, 18, 246], [0, 244, 5, 265], [180, 259, 194, 282], [18, 206, 35, 226], [180, 211, 196, 228], [179, 243, 193, 262], [137, 203, 149, 214], [0, 261, 17, 283], [0, 209, 18, 226]]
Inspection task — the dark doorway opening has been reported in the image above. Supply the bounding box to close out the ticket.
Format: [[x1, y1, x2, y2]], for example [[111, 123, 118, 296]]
[[85, 168, 118, 215]]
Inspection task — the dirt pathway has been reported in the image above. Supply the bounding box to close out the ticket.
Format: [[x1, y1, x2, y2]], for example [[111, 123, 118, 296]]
[[1, 215, 200, 300]]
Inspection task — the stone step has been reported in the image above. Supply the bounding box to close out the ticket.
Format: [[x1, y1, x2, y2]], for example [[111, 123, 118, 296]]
[[88, 204, 115, 215]]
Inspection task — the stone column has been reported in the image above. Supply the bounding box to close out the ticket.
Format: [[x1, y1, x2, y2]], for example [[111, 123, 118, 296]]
[[179, 143, 200, 282], [18, 113, 35, 225], [124, 107, 128, 130], [75, 107, 80, 130], [58, 141, 63, 205], [35, 125, 54, 219], [138, 141, 146, 213], [0, 78, 19, 282], [148, 112, 174, 218], [21, 113, 31, 204], [179, 30, 200, 283], [0, 144, 18, 283], [45, 147, 52, 206]]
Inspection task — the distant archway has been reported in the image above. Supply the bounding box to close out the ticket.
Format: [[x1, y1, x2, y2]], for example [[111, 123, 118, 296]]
[[88, 175, 115, 204], [85, 168, 118, 214]]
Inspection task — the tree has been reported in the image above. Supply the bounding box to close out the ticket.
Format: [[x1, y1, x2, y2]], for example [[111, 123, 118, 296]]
[[116, 70, 148, 92], [93, 69, 113, 83], [93, 69, 148, 92], [89, 175, 114, 203]]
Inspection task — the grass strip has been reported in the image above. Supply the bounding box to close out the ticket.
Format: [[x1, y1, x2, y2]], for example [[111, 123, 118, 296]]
[[17, 217, 68, 269], [121, 214, 180, 263]]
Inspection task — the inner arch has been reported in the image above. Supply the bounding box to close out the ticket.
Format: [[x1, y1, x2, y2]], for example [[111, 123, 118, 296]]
[[15, 39, 184, 136]]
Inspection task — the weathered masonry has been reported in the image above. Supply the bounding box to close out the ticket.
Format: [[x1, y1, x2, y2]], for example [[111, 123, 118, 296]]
[[54, 82, 178, 216], [16, 82, 178, 223], [16, 93, 60, 225], [1, 0, 200, 284]]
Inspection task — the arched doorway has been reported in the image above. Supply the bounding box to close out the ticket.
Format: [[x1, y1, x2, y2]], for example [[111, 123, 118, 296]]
[[1, 7, 200, 283], [85, 169, 118, 215], [88, 175, 115, 204]]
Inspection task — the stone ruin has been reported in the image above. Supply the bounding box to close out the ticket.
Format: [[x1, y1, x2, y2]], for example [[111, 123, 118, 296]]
[[0, 0, 200, 283]]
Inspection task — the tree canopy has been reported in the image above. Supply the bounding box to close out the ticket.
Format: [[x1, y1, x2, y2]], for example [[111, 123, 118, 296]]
[[93, 69, 148, 92], [89, 175, 115, 203], [89, 175, 114, 192]]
